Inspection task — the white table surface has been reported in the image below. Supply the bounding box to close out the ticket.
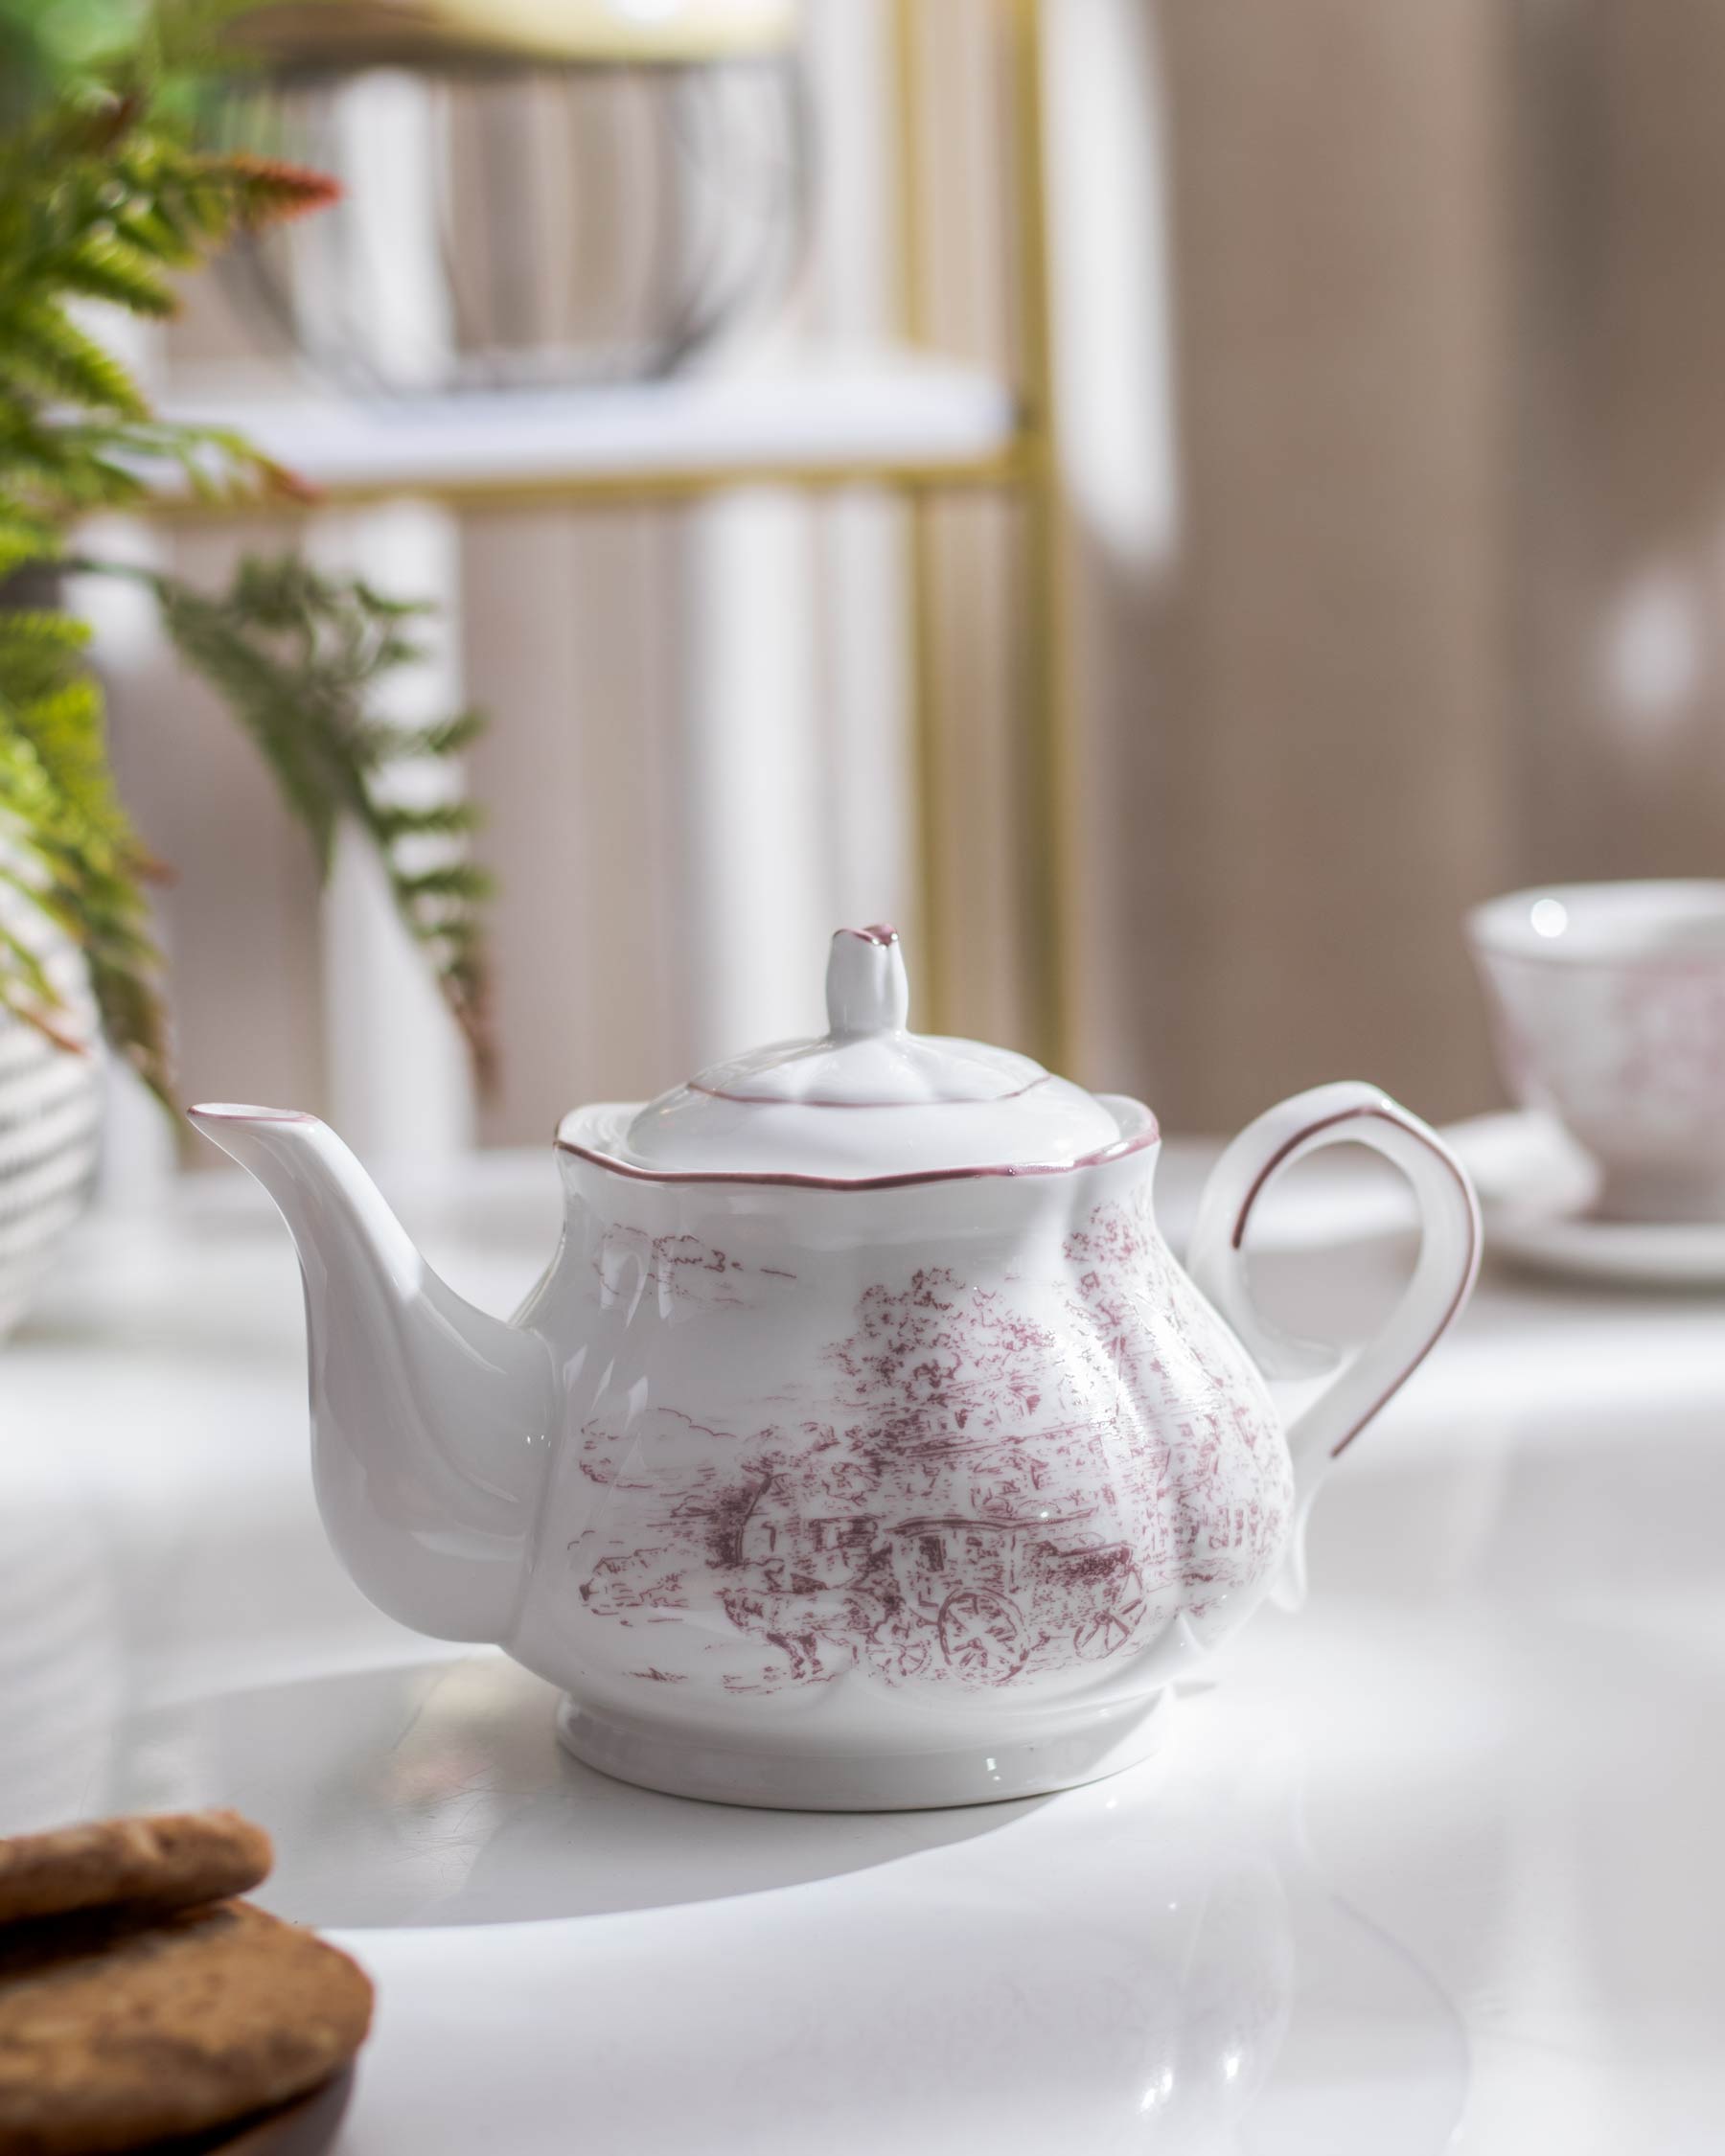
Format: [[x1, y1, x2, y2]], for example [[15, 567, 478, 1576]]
[[3, 1135, 1720, 2155]]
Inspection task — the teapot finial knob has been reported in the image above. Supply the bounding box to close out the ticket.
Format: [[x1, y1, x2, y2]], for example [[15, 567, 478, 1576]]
[[826, 925, 908, 1040]]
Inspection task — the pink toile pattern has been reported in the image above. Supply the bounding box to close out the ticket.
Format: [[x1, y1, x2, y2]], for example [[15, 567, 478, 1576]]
[[569, 1192, 1291, 1693]]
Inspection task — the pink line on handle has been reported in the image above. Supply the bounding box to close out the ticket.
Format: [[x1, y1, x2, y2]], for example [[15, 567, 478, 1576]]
[[1230, 1103, 1480, 1457]]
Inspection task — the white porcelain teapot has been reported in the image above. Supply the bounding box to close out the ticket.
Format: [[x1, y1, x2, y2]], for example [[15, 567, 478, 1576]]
[[192, 927, 1479, 1811]]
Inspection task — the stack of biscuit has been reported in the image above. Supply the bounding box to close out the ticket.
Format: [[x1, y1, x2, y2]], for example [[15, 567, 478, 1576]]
[[0, 1812, 372, 2155]]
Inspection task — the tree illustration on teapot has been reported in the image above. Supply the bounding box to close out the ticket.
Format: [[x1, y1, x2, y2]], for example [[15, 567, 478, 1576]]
[[569, 1198, 1290, 1693]]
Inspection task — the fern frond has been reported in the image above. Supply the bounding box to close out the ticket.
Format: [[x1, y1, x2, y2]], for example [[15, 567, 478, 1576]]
[[0, 518, 58, 579], [394, 861, 495, 905], [0, 6, 492, 1100], [0, 610, 90, 652], [0, 653, 170, 1101], [2, 298, 151, 418], [368, 799, 484, 842], [108, 200, 201, 270], [356, 709, 490, 762], [132, 553, 494, 1074], [220, 152, 342, 228], [56, 233, 179, 317], [0, 899, 59, 1011]]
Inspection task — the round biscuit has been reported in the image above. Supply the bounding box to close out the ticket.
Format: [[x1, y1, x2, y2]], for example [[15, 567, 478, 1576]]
[[0, 1898, 373, 2156], [0, 1813, 273, 1930]]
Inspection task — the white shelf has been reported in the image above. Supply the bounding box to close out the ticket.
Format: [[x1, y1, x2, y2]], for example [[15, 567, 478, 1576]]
[[160, 349, 1020, 504]]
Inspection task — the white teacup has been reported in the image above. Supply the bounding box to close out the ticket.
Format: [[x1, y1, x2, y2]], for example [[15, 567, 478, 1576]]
[[1468, 881, 1725, 1224]]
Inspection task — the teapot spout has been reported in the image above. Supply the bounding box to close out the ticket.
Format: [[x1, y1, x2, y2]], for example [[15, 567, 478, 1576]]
[[188, 1104, 556, 1644]]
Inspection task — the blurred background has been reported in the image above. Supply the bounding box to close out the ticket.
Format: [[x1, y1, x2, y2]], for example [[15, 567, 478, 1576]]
[[72, 0, 1725, 1174]]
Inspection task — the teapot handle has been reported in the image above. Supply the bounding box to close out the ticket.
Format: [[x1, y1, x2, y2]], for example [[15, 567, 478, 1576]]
[[1185, 1082, 1481, 1607]]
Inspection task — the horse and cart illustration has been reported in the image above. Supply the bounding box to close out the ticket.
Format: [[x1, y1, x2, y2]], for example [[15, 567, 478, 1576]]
[[580, 1419, 1161, 1689]]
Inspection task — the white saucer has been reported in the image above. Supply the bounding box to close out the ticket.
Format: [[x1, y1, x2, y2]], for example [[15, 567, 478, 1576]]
[[1446, 1112, 1725, 1288]]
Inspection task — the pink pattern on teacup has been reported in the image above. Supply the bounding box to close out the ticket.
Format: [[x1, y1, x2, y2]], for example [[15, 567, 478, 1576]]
[[1609, 969, 1725, 1130]]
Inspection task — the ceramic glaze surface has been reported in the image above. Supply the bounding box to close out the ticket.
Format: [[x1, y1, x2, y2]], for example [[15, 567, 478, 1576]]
[[617, 927, 1124, 1177], [512, 1150, 1289, 1728], [188, 929, 1480, 1808]]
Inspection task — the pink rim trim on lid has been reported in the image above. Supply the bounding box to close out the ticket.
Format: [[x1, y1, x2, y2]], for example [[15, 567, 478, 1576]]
[[557, 1112, 1161, 1191]]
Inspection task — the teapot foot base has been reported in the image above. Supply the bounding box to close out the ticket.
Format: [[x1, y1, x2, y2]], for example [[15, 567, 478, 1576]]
[[554, 1690, 1174, 1812]]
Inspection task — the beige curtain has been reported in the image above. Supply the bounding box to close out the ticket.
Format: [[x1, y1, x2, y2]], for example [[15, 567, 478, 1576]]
[[1067, 0, 1725, 1129], [1072, 0, 1511, 1130]]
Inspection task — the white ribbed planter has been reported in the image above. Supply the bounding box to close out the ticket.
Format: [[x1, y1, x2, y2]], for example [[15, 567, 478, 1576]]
[[0, 892, 102, 1341]]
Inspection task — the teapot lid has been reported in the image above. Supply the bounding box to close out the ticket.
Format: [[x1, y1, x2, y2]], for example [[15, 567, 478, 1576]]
[[613, 926, 1130, 1180]]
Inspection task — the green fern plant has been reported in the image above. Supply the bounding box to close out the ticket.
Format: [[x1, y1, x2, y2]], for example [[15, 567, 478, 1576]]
[[0, 0, 494, 1102]]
